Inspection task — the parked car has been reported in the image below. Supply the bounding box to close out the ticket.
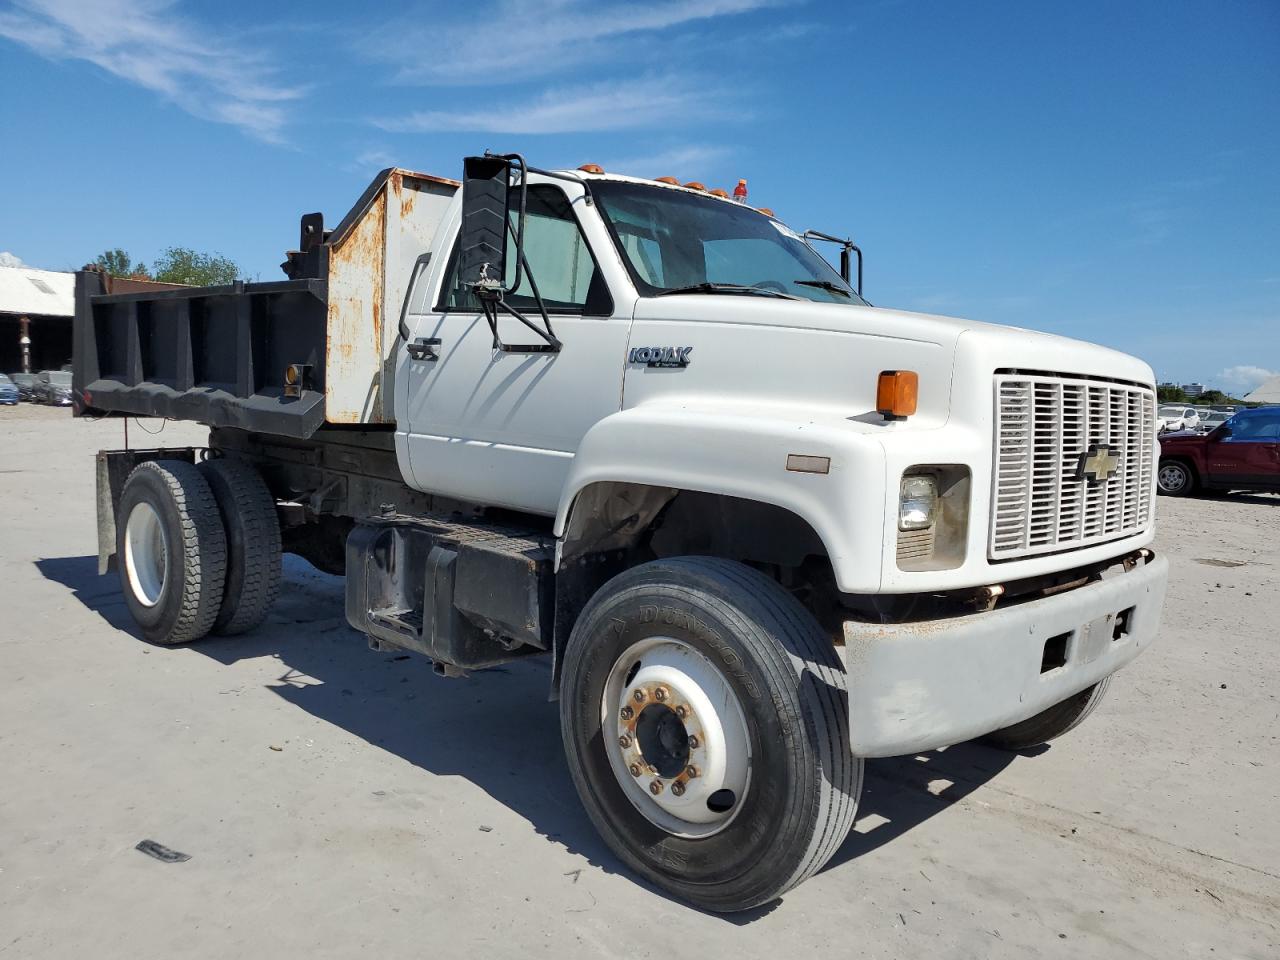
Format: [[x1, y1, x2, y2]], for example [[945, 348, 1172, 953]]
[[34, 369, 73, 406], [8, 372, 39, 401], [0, 374, 18, 405], [1158, 407, 1280, 495], [1196, 410, 1232, 433], [1157, 404, 1199, 433]]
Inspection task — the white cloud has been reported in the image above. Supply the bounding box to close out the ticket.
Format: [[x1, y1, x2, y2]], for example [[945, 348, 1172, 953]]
[[344, 147, 399, 173], [0, 0, 304, 142], [1219, 365, 1277, 393], [375, 77, 721, 134], [595, 144, 730, 178], [0, 251, 27, 268], [361, 0, 790, 85]]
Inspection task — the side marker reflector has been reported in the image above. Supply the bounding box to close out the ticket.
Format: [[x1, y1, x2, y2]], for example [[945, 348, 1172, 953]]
[[786, 454, 831, 475]]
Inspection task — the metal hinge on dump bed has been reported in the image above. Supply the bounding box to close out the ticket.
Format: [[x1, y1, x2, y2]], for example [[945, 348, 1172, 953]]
[[345, 513, 556, 672]]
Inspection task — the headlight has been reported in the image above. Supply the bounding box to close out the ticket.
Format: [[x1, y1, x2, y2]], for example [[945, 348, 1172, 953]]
[[898, 475, 938, 530]]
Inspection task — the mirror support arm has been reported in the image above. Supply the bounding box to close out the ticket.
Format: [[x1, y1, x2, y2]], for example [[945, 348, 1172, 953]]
[[802, 229, 863, 296]]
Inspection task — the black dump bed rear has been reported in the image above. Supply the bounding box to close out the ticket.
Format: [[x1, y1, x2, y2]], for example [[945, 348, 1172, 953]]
[[73, 271, 328, 438], [72, 167, 459, 439]]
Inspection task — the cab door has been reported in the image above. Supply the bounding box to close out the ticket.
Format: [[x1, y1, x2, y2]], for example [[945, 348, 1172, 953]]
[[396, 178, 634, 515], [1206, 409, 1280, 487]]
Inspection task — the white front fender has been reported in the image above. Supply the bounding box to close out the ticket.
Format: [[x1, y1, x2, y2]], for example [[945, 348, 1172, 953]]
[[555, 403, 891, 593]]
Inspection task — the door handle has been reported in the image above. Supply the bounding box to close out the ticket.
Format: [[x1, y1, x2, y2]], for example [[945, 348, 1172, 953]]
[[406, 337, 441, 361]]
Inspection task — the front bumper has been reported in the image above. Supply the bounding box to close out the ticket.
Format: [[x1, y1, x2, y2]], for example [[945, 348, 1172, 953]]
[[840, 553, 1168, 757]]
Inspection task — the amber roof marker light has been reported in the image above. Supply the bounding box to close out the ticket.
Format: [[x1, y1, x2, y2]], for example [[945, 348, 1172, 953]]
[[578, 163, 604, 174], [877, 371, 919, 421]]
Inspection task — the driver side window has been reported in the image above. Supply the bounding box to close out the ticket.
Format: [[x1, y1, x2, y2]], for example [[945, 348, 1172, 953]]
[[439, 185, 612, 315]]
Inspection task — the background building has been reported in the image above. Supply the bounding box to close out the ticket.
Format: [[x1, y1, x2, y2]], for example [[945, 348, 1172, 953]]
[[0, 264, 73, 373], [1244, 376, 1280, 405]]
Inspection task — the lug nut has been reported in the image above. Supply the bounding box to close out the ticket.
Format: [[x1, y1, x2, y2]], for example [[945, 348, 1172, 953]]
[[618, 734, 632, 749], [685, 765, 699, 779], [632, 689, 646, 703], [649, 780, 664, 795], [674, 704, 687, 719], [654, 686, 669, 702], [620, 705, 634, 721], [687, 735, 699, 749], [629, 763, 642, 778], [671, 781, 686, 797]]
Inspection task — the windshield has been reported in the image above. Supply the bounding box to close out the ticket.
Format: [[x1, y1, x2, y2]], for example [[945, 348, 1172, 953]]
[[1159, 406, 1186, 417], [0, 374, 12, 386], [591, 180, 867, 305], [49, 372, 72, 386]]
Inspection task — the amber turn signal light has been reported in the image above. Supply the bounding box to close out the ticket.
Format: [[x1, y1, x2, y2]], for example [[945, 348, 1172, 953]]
[[877, 371, 918, 420]]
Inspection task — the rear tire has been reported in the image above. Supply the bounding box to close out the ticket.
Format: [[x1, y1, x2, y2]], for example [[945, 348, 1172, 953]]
[[983, 676, 1112, 751], [1157, 459, 1196, 496], [559, 557, 861, 913], [199, 458, 281, 635], [117, 460, 227, 645]]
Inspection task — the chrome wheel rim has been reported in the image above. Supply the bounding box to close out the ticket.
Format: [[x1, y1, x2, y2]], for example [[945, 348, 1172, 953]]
[[124, 501, 168, 607], [601, 636, 752, 838]]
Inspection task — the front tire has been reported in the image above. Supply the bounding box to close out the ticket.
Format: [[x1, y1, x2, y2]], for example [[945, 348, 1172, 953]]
[[559, 557, 861, 913], [1157, 459, 1196, 496], [117, 460, 227, 645], [984, 676, 1112, 751]]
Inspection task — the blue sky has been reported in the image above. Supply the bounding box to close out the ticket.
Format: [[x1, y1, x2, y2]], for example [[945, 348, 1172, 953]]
[[1, 0, 1277, 392]]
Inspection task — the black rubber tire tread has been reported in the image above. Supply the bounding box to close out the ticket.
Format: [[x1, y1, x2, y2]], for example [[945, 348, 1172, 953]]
[[984, 675, 1112, 751], [559, 556, 861, 913], [1157, 459, 1196, 497], [199, 457, 282, 635], [117, 459, 227, 645]]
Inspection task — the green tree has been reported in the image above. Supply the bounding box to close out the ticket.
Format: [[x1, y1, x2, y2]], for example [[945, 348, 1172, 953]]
[[94, 248, 150, 279], [1156, 384, 1186, 403], [150, 247, 240, 286]]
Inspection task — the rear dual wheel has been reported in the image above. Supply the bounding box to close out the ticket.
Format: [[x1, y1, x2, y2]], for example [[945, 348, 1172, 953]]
[[117, 457, 279, 644], [559, 557, 861, 913]]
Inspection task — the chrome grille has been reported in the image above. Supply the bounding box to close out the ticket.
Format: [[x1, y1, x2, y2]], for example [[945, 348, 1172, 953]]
[[991, 373, 1155, 559]]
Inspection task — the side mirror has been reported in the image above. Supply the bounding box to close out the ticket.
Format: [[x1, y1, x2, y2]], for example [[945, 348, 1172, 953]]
[[454, 153, 560, 354], [459, 154, 517, 293]]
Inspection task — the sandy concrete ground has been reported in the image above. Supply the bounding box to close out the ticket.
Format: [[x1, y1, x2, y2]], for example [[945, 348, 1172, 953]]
[[1, 407, 1277, 959]]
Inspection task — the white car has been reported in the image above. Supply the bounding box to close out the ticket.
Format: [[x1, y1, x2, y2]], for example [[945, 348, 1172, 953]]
[[1196, 410, 1232, 433], [1158, 404, 1199, 433]]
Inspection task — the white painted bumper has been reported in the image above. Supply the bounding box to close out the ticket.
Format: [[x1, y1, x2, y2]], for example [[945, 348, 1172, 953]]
[[839, 553, 1169, 758]]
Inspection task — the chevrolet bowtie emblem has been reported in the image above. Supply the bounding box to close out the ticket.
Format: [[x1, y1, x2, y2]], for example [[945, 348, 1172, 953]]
[[1075, 444, 1121, 484]]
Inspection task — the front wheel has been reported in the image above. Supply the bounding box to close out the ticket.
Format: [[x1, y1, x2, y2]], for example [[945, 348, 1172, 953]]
[[1157, 459, 1196, 496], [559, 557, 861, 913]]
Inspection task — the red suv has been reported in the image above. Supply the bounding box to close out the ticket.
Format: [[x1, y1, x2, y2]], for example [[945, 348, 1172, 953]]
[[1158, 407, 1280, 496]]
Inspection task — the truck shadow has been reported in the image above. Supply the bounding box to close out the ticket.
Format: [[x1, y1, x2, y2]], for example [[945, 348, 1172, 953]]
[[37, 552, 1023, 920]]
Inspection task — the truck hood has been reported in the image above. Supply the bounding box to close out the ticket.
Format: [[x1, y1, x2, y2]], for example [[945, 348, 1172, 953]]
[[635, 297, 1155, 386]]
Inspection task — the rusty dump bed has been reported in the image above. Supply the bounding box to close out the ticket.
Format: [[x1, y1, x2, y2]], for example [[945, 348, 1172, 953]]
[[73, 168, 458, 438]]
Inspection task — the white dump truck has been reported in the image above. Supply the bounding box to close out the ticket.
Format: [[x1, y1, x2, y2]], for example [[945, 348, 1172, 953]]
[[74, 154, 1168, 911]]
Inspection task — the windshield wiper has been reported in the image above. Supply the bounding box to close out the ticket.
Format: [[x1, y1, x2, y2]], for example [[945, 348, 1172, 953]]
[[656, 282, 800, 300], [793, 279, 851, 297]]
